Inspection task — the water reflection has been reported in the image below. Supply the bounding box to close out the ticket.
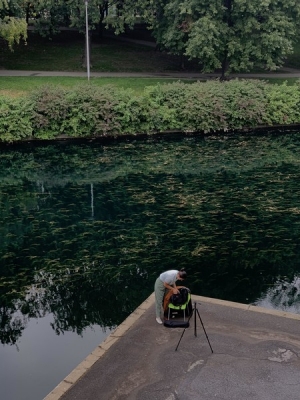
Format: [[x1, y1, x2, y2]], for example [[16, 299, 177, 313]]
[[0, 313, 109, 400], [1, 131, 300, 347], [255, 275, 300, 313]]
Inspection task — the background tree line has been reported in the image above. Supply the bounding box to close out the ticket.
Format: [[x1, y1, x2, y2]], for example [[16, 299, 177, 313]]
[[1, 0, 300, 77]]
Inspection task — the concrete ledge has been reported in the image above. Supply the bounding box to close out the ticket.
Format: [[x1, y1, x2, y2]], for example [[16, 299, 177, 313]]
[[43, 292, 300, 399], [193, 295, 300, 320], [43, 292, 155, 400]]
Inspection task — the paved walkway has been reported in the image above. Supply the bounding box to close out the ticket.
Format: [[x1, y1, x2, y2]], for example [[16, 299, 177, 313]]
[[44, 294, 300, 400], [1, 69, 300, 79]]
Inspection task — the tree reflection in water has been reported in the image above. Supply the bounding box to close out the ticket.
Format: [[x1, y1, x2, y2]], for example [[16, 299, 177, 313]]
[[1, 131, 300, 345], [255, 275, 300, 313]]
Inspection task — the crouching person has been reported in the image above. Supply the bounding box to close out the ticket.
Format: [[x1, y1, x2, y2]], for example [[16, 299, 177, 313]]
[[154, 269, 187, 324]]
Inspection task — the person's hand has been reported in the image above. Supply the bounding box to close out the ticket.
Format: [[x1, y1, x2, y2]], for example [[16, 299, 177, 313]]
[[172, 288, 179, 294]]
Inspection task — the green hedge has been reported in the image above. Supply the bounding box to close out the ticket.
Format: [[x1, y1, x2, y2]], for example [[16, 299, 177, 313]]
[[0, 96, 33, 142], [1, 79, 300, 142]]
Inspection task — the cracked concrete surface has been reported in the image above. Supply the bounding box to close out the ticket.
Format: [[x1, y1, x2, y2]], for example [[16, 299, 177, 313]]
[[45, 295, 300, 400]]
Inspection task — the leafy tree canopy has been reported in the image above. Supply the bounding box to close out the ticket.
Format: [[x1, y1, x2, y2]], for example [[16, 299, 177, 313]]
[[30, 0, 109, 37], [0, 0, 27, 49], [111, 0, 300, 77]]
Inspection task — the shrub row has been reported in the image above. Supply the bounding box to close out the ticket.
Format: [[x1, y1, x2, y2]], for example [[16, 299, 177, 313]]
[[1, 79, 300, 143]]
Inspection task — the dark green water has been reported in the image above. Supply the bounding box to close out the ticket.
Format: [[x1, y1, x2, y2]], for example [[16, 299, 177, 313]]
[[1, 131, 300, 398]]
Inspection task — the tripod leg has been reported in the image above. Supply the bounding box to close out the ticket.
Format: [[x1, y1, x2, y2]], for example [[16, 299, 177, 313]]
[[175, 326, 187, 352], [194, 301, 197, 337], [175, 304, 195, 351], [196, 309, 213, 353]]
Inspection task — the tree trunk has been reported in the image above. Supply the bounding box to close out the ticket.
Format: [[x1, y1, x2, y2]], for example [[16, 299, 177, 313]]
[[221, 52, 228, 80], [221, 0, 232, 79], [97, 4, 107, 38], [180, 54, 185, 70]]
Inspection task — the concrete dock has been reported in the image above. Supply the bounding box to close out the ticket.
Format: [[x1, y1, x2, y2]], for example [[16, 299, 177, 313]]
[[44, 294, 300, 400]]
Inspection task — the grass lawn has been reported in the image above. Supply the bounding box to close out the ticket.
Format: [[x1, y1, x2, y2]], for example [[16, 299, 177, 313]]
[[0, 31, 199, 72], [0, 76, 196, 98], [1, 76, 299, 99], [0, 33, 83, 71], [1, 30, 300, 72]]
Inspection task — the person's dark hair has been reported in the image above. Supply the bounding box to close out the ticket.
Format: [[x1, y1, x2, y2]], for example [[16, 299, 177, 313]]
[[179, 268, 187, 279]]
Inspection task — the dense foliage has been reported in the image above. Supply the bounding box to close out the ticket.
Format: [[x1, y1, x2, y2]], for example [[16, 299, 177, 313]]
[[29, 0, 109, 37], [112, 0, 300, 77], [1, 79, 300, 143], [0, 0, 27, 48]]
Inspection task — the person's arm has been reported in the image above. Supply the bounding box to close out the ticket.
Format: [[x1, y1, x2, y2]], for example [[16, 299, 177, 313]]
[[163, 282, 179, 293]]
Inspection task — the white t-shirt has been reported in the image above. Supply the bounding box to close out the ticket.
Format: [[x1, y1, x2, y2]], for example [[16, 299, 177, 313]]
[[159, 270, 179, 285]]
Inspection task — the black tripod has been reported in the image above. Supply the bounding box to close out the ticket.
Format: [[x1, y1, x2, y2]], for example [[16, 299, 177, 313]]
[[175, 302, 213, 353]]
